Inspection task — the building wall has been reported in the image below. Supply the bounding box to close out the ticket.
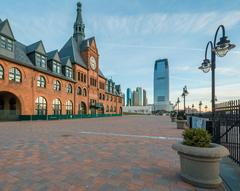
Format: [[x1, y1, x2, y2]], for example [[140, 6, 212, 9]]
[[0, 58, 123, 116]]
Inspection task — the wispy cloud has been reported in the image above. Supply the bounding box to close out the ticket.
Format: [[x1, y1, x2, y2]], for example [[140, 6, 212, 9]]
[[89, 11, 240, 36]]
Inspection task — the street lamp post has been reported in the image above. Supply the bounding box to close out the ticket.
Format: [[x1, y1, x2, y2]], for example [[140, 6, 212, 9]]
[[198, 25, 235, 134], [181, 85, 189, 112], [192, 104, 195, 114], [176, 97, 180, 113], [205, 105, 208, 112], [199, 101, 203, 113]]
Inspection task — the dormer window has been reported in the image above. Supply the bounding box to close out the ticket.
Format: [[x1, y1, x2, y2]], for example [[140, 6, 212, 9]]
[[36, 53, 46, 68], [65, 67, 73, 78], [52, 61, 61, 74], [0, 35, 13, 51]]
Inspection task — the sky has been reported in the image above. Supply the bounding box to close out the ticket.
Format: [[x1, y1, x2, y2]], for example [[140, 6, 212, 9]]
[[1, 0, 240, 109]]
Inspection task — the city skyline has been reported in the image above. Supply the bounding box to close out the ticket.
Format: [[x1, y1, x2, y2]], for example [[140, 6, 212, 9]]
[[1, 0, 240, 108]]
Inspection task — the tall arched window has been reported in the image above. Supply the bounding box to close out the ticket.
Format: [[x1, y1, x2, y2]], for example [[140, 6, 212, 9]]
[[53, 80, 61, 91], [37, 76, 46, 88], [77, 87, 82, 95], [53, 99, 61, 115], [106, 105, 109, 112], [78, 102, 87, 114], [110, 106, 113, 112], [9, 67, 21, 82], [66, 100, 73, 115], [66, 84, 73, 93], [35, 96, 47, 115], [82, 88, 87, 96], [0, 65, 4, 79]]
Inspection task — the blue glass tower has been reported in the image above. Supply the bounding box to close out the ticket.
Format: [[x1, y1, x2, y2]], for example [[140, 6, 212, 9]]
[[154, 59, 170, 111], [126, 88, 132, 106]]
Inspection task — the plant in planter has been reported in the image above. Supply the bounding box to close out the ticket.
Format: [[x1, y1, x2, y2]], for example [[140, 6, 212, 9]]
[[172, 128, 229, 188], [170, 111, 177, 122], [176, 111, 187, 129]]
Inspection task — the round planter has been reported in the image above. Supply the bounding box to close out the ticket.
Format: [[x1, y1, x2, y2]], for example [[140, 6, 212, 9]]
[[172, 142, 229, 188], [171, 116, 177, 122], [176, 120, 187, 129]]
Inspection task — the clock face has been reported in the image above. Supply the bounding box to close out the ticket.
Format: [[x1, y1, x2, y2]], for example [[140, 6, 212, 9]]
[[90, 56, 97, 70]]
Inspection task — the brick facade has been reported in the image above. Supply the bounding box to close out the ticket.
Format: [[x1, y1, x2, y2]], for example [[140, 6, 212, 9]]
[[0, 2, 123, 119]]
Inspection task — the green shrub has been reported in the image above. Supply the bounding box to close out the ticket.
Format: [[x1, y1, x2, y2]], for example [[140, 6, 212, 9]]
[[183, 128, 211, 148], [177, 111, 186, 120]]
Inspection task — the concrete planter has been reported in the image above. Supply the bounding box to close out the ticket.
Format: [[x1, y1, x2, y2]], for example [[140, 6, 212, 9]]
[[172, 142, 229, 188], [176, 120, 187, 129], [171, 116, 177, 122]]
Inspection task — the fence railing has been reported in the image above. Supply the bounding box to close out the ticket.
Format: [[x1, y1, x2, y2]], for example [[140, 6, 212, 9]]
[[187, 100, 240, 166], [18, 113, 122, 121], [215, 100, 240, 165]]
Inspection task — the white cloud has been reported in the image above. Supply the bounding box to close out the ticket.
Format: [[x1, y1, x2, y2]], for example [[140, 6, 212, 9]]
[[89, 11, 240, 36]]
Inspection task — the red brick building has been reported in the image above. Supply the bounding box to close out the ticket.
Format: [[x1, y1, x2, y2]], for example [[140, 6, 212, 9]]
[[0, 2, 123, 120]]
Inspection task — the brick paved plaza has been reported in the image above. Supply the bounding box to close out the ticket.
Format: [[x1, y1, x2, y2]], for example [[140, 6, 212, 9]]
[[0, 116, 226, 191]]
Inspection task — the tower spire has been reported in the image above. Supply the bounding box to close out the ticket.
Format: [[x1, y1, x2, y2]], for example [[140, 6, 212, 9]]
[[73, 1, 85, 45]]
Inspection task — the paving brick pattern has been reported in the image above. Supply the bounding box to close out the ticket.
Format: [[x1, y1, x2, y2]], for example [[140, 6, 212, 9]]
[[0, 116, 225, 191]]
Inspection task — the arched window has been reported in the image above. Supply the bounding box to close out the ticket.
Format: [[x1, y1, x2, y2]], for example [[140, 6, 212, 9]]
[[110, 106, 113, 112], [66, 84, 73, 93], [78, 102, 87, 114], [37, 76, 46, 88], [53, 80, 61, 91], [0, 65, 4, 79], [66, 100, 73, 115], [53, 99, 61, 115], [82, 88, 87, 96], [99, 93, 102, 100], [114, 106, 117, 112], [9, 67, 21, 82], [77, 87, 82, 95], [106, 105, 109, 112], [35, 96, 47, 115]]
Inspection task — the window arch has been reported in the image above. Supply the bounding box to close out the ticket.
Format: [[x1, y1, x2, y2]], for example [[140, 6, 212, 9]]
[[9, 67, 21, 82], [0, 65, 4, 79], [67, 84, 73, 93], [37, 75, 46, 88], [82, 88, 87, 96], [66, 100, 73, 115], [53, 99, 61, 115], [77, 87, 82, 95], [53, 80, 61, 91], [78, 102, 87, 114], [35, 96, 47, 115]]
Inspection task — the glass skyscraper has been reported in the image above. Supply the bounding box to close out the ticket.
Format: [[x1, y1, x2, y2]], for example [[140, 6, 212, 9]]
[[126, 88, 132, 106], [154, 59, 170, 111]]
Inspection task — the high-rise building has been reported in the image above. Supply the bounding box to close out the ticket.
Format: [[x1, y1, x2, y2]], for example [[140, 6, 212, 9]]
[[143, 89, 148, 106], [136, 87, 143, 106], [132, 90, 139, 106], [126, 88, 132, 106], [154, 58, 171, 111]]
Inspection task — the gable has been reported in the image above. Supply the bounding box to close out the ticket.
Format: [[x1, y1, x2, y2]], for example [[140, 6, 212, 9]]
[[0, 19, 14, 39], [36, 41, 46, 55], [89, 38, 97, 51], [53, 51, 60, 62]]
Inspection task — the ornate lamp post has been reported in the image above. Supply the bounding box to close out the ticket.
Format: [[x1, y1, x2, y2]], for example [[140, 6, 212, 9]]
[[176, 97, 180, 113], [199, 101, 203, 113], [205, 105, 208, 112], [181, 85, 189, 112], [198, 25, 235, 130]]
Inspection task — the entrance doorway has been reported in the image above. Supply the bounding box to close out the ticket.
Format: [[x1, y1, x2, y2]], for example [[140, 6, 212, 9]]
[[0, 92, 21, 121]]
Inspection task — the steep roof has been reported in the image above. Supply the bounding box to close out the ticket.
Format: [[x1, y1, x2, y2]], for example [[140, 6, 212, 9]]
[[80, 37, 95, 51], [61, 56, 72, 67], [0, 19, 15, 39], [59, 37, 87, 68], [26, 40, 46, 55], [47, 50, 60, 62]]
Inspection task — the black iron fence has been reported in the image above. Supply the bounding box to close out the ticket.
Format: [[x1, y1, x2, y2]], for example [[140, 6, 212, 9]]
[[215, 100, 240, 165], [187, 100, 240, 166]]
